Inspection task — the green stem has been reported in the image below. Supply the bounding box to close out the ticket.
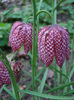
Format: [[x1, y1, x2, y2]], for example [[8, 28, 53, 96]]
[[35, 0, 43, 95], [31, 0, 36, 100], [26, 16, 33, 24], [54, 0, 65, 11], [70, 33, 74, 69], [52, 0, 57, 94], [9, 68, 20, 100], [36, 10, 52, 19], [54, 0, 57, 24], [52, 0, 57, 25], [52, 0, 54, 25]]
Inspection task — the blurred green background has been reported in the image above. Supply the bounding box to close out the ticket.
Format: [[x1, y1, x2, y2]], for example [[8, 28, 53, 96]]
[[0, 0, 74, 48]]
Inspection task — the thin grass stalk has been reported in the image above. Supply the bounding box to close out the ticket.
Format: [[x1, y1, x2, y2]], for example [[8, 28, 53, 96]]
[[31, 0, 36, 99], [57, 65, 60, 89], [44, 81, 74, 94], [35, 0, 43, 91], [36, 0, 43, 100], [52, 0, 57, 94], [62, 61, 67, 93]]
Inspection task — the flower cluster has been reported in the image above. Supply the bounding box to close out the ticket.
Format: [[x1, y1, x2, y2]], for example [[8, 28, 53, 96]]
[[9, 22, 69, 68], [38, 24, 69, 68], [0, 60, 22, 88]]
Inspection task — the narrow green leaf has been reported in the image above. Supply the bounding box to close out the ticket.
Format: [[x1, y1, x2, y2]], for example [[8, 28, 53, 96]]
[[49, 65, 68, 80], [38, 67, 48, 93], [37, 79, 51, 89], [57, 66, 60, 86], [0, 56, 10, 73], [45, 81, 74, 94], [0, 85, 6, 94], [69, 67, 74, 90], [69, 67, 74, 79], [62, 62, 74, 83], [60, 90, 74, 96], [23, 65, 51, 90], [0, 48, 10, 68], [20, 90, 74, 99], [21, 65, 46, 99], [62, 61, 67, 93], [3, 87, 15, 99], [38, 67, 48, 100]]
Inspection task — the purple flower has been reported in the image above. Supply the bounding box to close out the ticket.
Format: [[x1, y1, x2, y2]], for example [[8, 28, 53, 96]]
[[38, 24, 69, 68], [0, 60, 22, 88], [9, 21, 33, 54], [0, 60, 11, 88]]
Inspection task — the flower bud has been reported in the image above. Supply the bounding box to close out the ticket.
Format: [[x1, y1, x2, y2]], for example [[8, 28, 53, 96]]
[[11, 61, 22, 82]]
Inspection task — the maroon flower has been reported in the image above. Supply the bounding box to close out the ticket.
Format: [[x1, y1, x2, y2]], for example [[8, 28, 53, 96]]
[[0, 59, 11, 88], [0, 60, 22, 88], [9, 21, 33, 54], [38, 24, 69, 68], [11, 61, 22, 82]]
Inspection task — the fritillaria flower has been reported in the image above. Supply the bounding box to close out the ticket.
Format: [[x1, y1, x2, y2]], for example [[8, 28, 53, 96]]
[[0, 60, 22, 88], [0, 59, 11, 88], [9, 21, 33, 54], [38, 24, 69, 68]]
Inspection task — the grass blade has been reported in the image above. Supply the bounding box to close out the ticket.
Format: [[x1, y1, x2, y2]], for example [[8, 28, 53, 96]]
[[38, 67, 48, 93], [20, 90, 74, 99], [45, 81, 74, 94]]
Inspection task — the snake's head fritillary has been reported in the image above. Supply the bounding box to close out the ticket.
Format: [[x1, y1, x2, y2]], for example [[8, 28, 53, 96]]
[[38, 24, 69, 68], [0, 60, 11, 87], [9, 21, 33, 54], [0, 60, 23, 88]]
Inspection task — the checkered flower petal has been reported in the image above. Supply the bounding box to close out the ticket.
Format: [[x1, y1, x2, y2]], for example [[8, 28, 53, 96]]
[[38, 26, 52, 62], [44, 30, 54, 67], [64, 29, 69, 60], [0, 60, 11, 85], [9, 21, 25, 52], [9, 21, 33, 54], [0, 77, 3, 88], [24, 24, 33, 54], [38, 24, 69, 68], [55, 24, 69, 61]]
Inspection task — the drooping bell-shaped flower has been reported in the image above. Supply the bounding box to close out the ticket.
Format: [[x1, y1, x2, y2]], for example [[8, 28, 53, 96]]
[[38, 24, 69, 68], [0, 60, 22, 88], [0, 59, 11, 88], [9, 21, 33, 54]]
